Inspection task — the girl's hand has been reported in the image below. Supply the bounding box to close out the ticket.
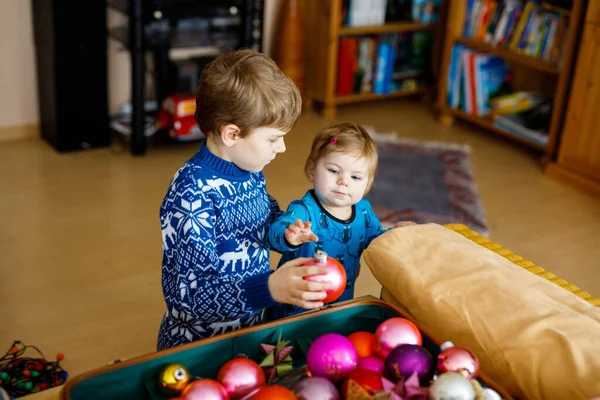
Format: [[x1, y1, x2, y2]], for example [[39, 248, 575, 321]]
[[284, 219, 319, 246]]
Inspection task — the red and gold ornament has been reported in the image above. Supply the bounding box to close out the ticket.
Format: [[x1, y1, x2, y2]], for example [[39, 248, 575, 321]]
[[341, 369, 383, 398]]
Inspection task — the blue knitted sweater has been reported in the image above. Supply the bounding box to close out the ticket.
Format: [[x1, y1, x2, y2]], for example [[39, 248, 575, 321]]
[[157, 141, 280, 350]]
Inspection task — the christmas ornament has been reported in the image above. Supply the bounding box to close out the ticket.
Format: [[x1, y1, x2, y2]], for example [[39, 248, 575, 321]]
[[348, 332, 376, 358], [429, 372, 476, 400], [437, 342, 479, 378], [374, 318, 422, 359], [217, 356, 266, 399], [158, 363, 190, 396], [380, 372, 428, 400], [271, 365, 311, 389], [358, 356, 385, 374], [292, 376, 340, 400], [384, 344, 433, 385], [306, 333, 358, 382], [250, 385, 298, 399], [482, 388, 501, 400], [345, 379, 374, 400], [180, 379, 229, 400], [303, 250, 346, 303], [341, 369, 383, 398], [259, 331, 294, 383]]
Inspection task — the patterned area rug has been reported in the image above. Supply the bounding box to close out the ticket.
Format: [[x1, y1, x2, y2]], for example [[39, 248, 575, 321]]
[[365, 129, 489, 236]]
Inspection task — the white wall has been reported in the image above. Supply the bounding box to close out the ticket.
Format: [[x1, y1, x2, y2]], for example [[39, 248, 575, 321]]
[[0, 0, 39, 129], [0, 0, 282, 128]]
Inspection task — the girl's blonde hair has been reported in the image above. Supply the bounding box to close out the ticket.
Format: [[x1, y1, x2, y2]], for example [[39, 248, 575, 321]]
[[194, 49, 302, 138], [305, 123, 378, 191]]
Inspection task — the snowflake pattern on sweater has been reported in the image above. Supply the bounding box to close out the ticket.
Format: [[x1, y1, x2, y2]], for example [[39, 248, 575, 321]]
[[157, 142, 280, 350]]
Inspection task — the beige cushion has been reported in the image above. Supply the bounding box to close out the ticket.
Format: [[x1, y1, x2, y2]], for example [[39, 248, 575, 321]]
[[361, 223, 600, 400]]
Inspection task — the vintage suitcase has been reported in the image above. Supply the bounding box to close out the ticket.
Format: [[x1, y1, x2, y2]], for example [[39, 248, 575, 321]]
[[60, 297, 512, 399]]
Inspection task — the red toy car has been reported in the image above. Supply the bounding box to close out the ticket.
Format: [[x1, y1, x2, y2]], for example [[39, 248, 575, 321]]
[[156, 93, 204, 141]]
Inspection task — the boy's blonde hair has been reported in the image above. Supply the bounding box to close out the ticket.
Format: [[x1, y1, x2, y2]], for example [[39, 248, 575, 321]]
[[194, 49, 302, 138], [305, 123, 378, 191]]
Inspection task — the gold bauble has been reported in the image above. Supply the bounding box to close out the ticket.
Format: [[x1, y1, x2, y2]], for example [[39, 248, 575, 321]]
[[158, 363, 190, 395]]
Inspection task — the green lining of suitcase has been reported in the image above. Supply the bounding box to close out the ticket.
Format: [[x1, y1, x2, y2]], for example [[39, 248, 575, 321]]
[[64, 303, 451, 399]]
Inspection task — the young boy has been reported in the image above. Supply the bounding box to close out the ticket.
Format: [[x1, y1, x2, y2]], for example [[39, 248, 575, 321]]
[[157, 49, 333, 350]]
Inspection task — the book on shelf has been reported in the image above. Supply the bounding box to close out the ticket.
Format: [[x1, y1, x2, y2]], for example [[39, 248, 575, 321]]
[[447, 44, 508, 116], [337, 32, 432, 96], [492, 100, 551, 146], [446, 42, 552, 146], [341, 0, 441, 27], [463, 0, 570, 65]]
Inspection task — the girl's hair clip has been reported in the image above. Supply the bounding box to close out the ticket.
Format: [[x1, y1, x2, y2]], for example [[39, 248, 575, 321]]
[[330, 134, 338, 145]]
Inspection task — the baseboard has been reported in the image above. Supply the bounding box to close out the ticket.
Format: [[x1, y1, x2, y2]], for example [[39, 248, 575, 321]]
[[546, 163, 600, 197], [0, 124, 39, 142]]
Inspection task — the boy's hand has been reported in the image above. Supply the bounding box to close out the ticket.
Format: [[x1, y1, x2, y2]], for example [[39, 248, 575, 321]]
[[393, 221, 417, 228], [268, 257, 333, 309], [284, 219, 319, 246]]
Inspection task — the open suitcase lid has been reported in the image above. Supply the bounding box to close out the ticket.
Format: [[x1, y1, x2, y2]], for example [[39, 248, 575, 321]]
[[60, 297, 513, 400]]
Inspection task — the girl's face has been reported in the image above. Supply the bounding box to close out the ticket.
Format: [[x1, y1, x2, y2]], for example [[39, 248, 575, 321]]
[[309, 151, 372, 213]]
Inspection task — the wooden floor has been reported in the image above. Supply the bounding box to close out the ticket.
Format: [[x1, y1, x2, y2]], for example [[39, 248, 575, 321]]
[[1, 99, 599, 379]]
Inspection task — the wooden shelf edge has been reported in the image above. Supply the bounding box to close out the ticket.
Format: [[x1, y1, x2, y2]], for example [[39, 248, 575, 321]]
[[335, 88, 426, 104], [546, 163, 600, 197], [456, 37, 560, 75], [339, 22, 436, 36], [447, 108, 547, 151]]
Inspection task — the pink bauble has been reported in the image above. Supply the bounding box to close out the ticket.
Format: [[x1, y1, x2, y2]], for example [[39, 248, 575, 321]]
[[303, 250, 347, 303], [358, 356, 385, 374], [181, 379, 230, 400], [293, 377, 340, 400], [306, 333, 358, 382], [217, 357, 266, 399], [437, 345, 479, 378], [374, 318, 422, 359]]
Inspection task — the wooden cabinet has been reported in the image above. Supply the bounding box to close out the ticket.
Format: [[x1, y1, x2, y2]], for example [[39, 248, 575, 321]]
[[303, 0, 443, 118], [585, 1, 600, 24], [547, 4, 600, 196], [437, 0, 586, 160]]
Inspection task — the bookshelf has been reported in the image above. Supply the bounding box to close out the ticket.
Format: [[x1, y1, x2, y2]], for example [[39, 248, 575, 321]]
[[304, 0, 445, 118], [437, 0, 587, 161]]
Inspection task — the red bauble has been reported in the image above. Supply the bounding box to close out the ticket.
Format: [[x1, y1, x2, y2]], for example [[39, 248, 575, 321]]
[[180, 379, 230, 400], [347, 332, 376, 358], [217, 357, 266, 400], [374, 318, 422, 359], [303, 250, 347, 303], [250, 385, 298, 399], [437, 344, 479, 378], [341, 368, 383, 397]]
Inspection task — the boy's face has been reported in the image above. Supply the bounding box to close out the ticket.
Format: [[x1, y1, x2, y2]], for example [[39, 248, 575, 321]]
[[230, 127, 287, 172], [309, 151, 371, 212]]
